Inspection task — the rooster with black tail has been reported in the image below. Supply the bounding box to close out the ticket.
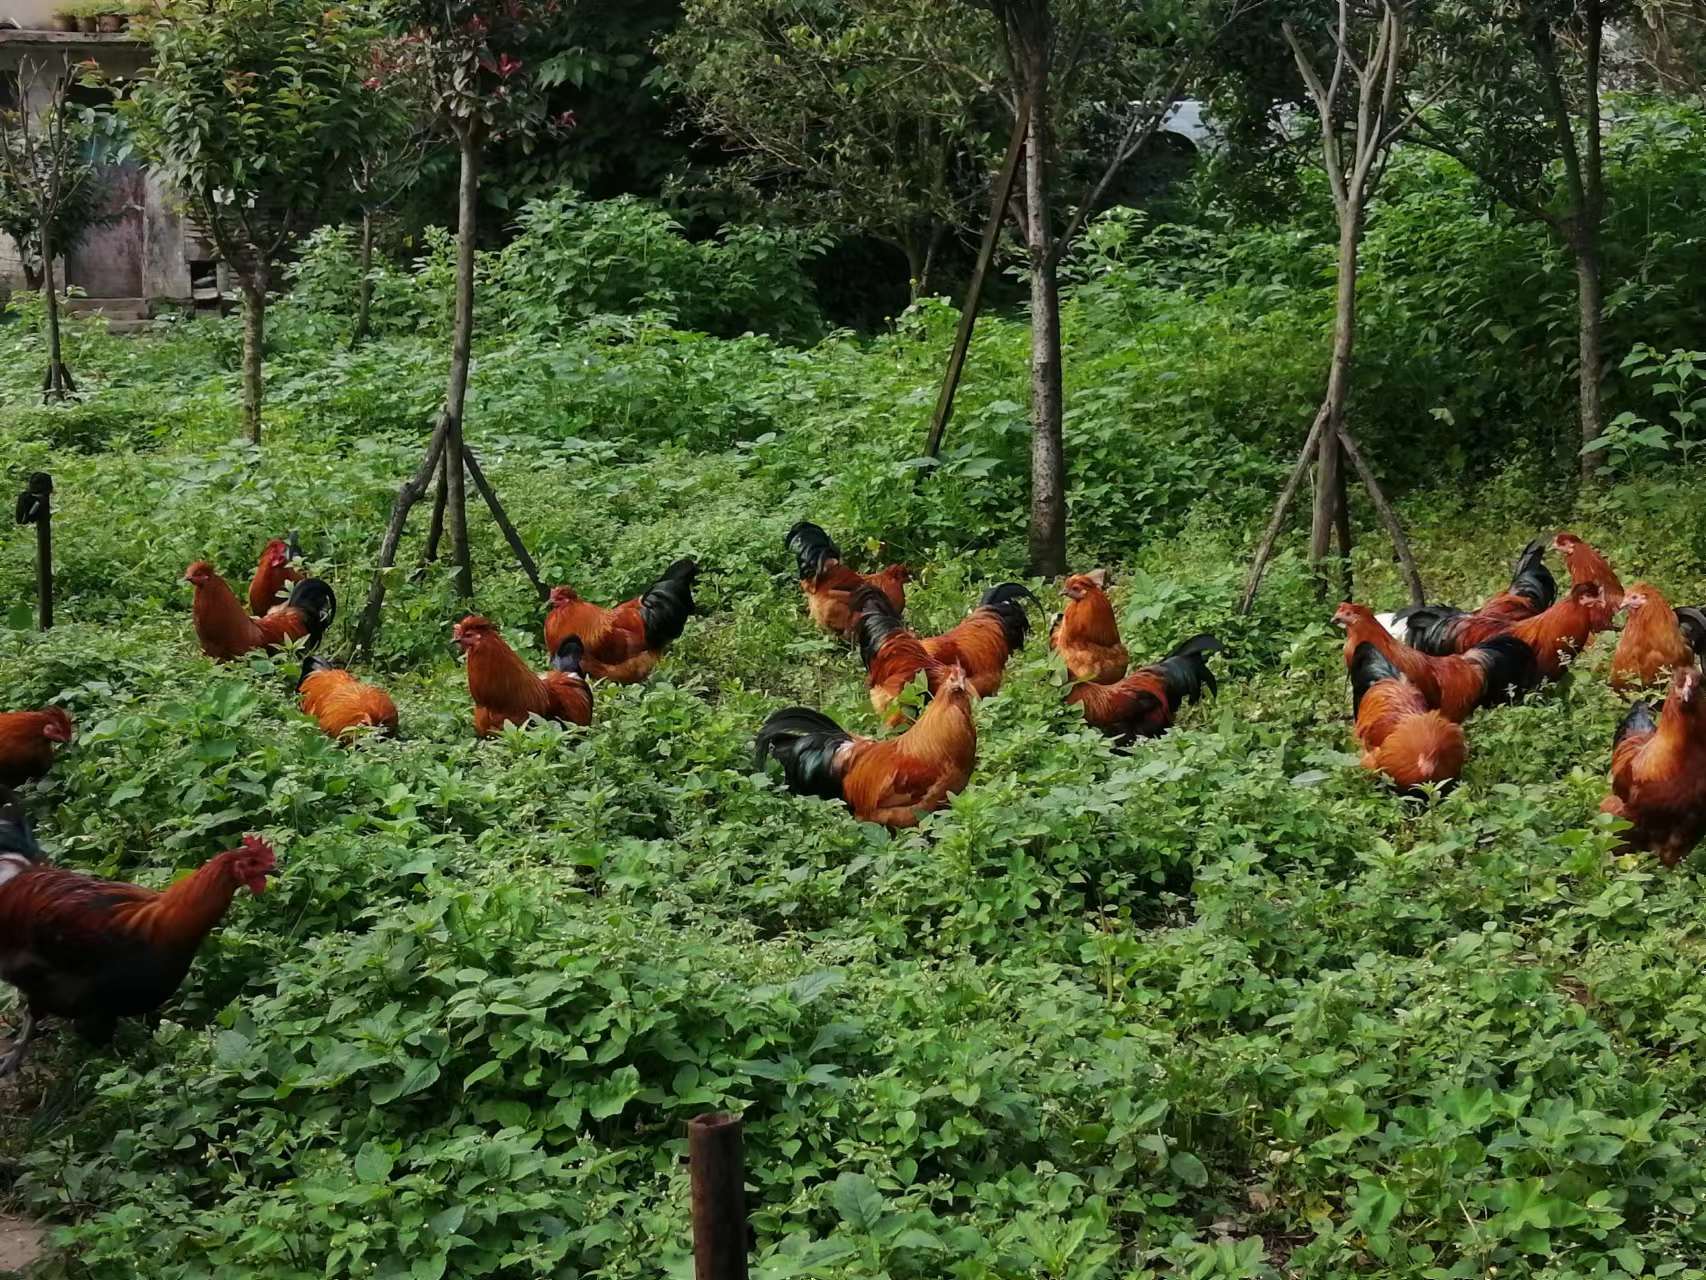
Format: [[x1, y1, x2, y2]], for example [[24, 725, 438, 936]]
[[544, 558, 700, 684]]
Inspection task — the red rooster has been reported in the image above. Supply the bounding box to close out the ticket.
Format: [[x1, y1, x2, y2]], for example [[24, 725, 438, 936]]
[[0, 833, 277, 1077], [1050, 570, 1129, 684], [1067, 633, 1221, 744], [851, 583, 1035, 719], [756, 665, 977, 828], [186, 561, 336, 662], [1347, 642, 1466, 791], [247, 537, 303, 617], [0, 708, 73, 790], [1395, 537, 1555, 655], [1602, 667, 1706, 866], [785, 521, 910, 637], [543, 558, 699, 684], [1334, 604, 1538, 720], [1553, 532, 1623, 611], [455, 617, 593, 736], [1506, 581, 1614, 680], [297, 658, 399, 740], [1611, 583, 1705, 690]]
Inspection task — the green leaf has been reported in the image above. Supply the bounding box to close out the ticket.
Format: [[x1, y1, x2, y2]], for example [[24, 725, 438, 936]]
[[1169, 1152, 1209, 1188], [831, 1172, 885, 1232]]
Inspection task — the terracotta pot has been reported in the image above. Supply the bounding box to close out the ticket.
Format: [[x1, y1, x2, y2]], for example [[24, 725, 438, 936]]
[[78, 15, 99, 31], [52, 13, 80, 30], [97, 13, 125, 31]]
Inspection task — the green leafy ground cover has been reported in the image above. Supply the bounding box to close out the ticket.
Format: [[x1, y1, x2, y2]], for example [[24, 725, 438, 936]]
[[2, 201, 1706, 1279]]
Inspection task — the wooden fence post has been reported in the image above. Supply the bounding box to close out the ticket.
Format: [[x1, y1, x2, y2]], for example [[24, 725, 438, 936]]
[[14, 473, 52, 630], [690, 1111, 749, 1280]]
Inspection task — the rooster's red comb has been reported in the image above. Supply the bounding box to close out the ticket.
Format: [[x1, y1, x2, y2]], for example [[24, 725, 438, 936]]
[[239, 834, 276, 862]]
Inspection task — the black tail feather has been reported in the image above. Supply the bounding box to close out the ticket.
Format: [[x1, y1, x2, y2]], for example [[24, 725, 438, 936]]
[[1153, 632, 1223, 712], [1349, 640, 1403, 715], [1677, 606, 1706, 657], [0, 790, 42, 860], [755, 707, 852, 801], [294, 653, 337, 692], [1395, 604, 1464, 653], [977, 582, 1038, 651], [1464, 633, 1540, 706], [785, 521, 842, 582], [1508, 536, 1557, 610], [286, 578, 337, 651], [639, 558, 699, 648], [1615, 699, 1659, 748], [851, 584, 908, 668], [551, 635, 585, 675]]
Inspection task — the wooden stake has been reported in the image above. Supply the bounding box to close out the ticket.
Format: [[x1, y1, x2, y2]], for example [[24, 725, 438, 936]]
[[464, 446, 548, 600], [689, 1112, 749, 1280], [921, 95, 1032, 465], [14, 473, 52, 630], [1340, 426, 1425, 606], [353, 418, 450, 657], [1239, 408, 1328, 614]]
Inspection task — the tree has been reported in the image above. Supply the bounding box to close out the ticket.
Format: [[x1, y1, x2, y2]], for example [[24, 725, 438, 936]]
[[0, 60, 109, 402], [353, 0, 573, 651], [1413, 0, 1638, 482], [979, 0, 1249, 575], [1239, 0, 1430, 610], [345, 94, 435, 346], [660, 0, 997, 297], [122, 0, 380, 442]]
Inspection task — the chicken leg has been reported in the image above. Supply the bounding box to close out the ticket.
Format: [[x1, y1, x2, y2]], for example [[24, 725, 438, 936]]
[[0, 1010, 37, 1079]]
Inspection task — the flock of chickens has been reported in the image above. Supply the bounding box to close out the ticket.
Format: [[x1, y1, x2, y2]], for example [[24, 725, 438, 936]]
[[1342, 532, 1706, 865], [0, 523, 1699, 1083]]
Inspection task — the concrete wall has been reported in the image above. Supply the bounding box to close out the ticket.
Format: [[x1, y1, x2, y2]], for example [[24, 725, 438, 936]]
[[1, 2, 63, 30]]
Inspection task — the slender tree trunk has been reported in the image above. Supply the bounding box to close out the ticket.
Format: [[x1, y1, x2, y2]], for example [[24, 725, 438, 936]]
[[1311, 201, 1362, 595], [239, 266, 267, 444], [902, 237, 926, 303], [353, 209, 375, 347], [918, 224, 945, 299], [443, 126, 482, 599], [1571, 222, 1607, 481], [1022, 73, 1067, 578], [40, 223, 67, 402]]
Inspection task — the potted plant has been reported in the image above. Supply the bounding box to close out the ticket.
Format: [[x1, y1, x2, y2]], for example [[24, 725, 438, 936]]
[[51, 8, 81, 30], [97, 9, 127, 32]]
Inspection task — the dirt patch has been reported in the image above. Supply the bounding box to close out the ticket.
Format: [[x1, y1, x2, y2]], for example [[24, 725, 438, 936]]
[[0, 1214, 45, 1275]]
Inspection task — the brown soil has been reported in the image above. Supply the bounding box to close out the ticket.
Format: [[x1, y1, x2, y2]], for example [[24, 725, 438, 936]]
[[0, 1215, 44, 1275]]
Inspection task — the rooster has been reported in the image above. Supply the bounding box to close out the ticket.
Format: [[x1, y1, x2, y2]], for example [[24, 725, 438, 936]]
[[1506, 582, 1614, 680], [1348, 642, 1466, 791], [1610, 583, 1705, 690], [1067, 633, 1221, 744], [456, 617, 593, 736], [296, 658, 399, 740], [1394, 537, 1555, 655], [755, 665, 977, 828], [187, 562, 336, 662], [0, 834, 277, 1077], [1602, 667, 1706, 866], [543, 558, 699, 684], [1553, 532, 1623, 612], [785, 521, 910, 637], [1334, 605, 1538, 720], [851, 585, 947, 722], [920, 584, 1037, 697], [0, 708, 73, 790], [1050, 570, 1128, 684], [247, 537, 303, 617]]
